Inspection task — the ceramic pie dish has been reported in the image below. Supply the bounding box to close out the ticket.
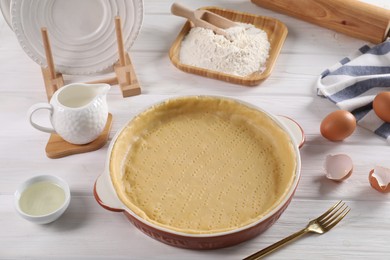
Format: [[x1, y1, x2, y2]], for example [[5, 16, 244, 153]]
[[94, 96, 303, 249]]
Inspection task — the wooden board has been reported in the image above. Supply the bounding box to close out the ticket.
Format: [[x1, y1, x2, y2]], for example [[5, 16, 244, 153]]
[[169, 6, 288, 86], [45, 113, 113, 159]]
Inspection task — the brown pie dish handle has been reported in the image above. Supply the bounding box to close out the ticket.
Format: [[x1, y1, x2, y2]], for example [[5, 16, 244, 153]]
[[94, 172, 124, 213], [276, 115, 305, 149]]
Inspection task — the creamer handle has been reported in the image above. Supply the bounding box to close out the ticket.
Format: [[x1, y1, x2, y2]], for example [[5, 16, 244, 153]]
[[28, 103, 56, 133]]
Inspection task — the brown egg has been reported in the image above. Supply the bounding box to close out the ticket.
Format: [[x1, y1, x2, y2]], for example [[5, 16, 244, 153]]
[[373, 92, 390, 123], [320, 110, 356, 141]]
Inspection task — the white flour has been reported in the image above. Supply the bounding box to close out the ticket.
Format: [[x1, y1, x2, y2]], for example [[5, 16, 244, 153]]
[[179, 24, 270, 77]]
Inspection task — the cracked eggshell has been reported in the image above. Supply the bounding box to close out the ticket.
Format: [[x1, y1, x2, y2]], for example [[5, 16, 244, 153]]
[[324, 154, 353, 181], [369, 166, 390, 193]]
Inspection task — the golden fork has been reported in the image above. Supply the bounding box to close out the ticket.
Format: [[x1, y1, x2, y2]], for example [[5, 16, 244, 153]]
[[243, 200, 350, 260]]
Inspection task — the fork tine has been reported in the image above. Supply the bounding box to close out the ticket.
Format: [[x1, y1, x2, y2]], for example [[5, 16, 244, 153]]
[[316, 200, 342, 221], [320, 202, 345, 223], [322, 203, 347, 225], [323, 207, 350, 231]]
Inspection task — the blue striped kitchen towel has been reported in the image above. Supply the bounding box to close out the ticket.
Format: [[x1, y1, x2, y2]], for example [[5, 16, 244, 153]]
[[317, 38, 390, 144]]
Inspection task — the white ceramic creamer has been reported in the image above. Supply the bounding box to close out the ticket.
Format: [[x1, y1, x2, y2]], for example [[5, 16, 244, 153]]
[[28, 83, 110, 145]]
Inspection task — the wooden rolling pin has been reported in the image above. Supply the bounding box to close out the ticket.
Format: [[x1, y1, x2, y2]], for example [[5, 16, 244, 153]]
[[251, 0, 390, 43]]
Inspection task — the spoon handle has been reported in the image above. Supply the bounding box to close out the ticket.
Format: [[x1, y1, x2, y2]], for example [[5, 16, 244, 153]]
[[171, 3, 195, 21]]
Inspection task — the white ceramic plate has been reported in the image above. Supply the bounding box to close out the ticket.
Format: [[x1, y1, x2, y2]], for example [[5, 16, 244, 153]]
[[0, 0, 11, 30], [11, 0, 143, 75]]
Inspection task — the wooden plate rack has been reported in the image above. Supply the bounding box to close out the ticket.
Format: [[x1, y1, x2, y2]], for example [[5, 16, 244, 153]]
[[39, 16, 139, 158]]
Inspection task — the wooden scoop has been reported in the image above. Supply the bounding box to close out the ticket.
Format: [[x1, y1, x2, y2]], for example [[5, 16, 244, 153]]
[[171, 2, 238, 38]]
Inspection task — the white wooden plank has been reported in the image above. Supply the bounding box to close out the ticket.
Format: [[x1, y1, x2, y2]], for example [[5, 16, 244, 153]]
[[2, 197, 390, 259]]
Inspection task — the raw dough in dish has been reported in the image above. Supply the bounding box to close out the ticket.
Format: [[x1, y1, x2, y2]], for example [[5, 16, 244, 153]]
[[110, 96, 296, 234]]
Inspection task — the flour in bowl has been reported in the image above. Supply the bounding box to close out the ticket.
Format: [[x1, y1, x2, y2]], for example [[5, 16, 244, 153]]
[[179, 24, 270, 77]]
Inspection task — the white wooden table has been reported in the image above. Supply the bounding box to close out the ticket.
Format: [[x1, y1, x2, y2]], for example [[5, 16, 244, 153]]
[[1, 1, 389, 259]]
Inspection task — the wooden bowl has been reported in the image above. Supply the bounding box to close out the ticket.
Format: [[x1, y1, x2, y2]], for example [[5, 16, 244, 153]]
[[169, 7, 288, 86]]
